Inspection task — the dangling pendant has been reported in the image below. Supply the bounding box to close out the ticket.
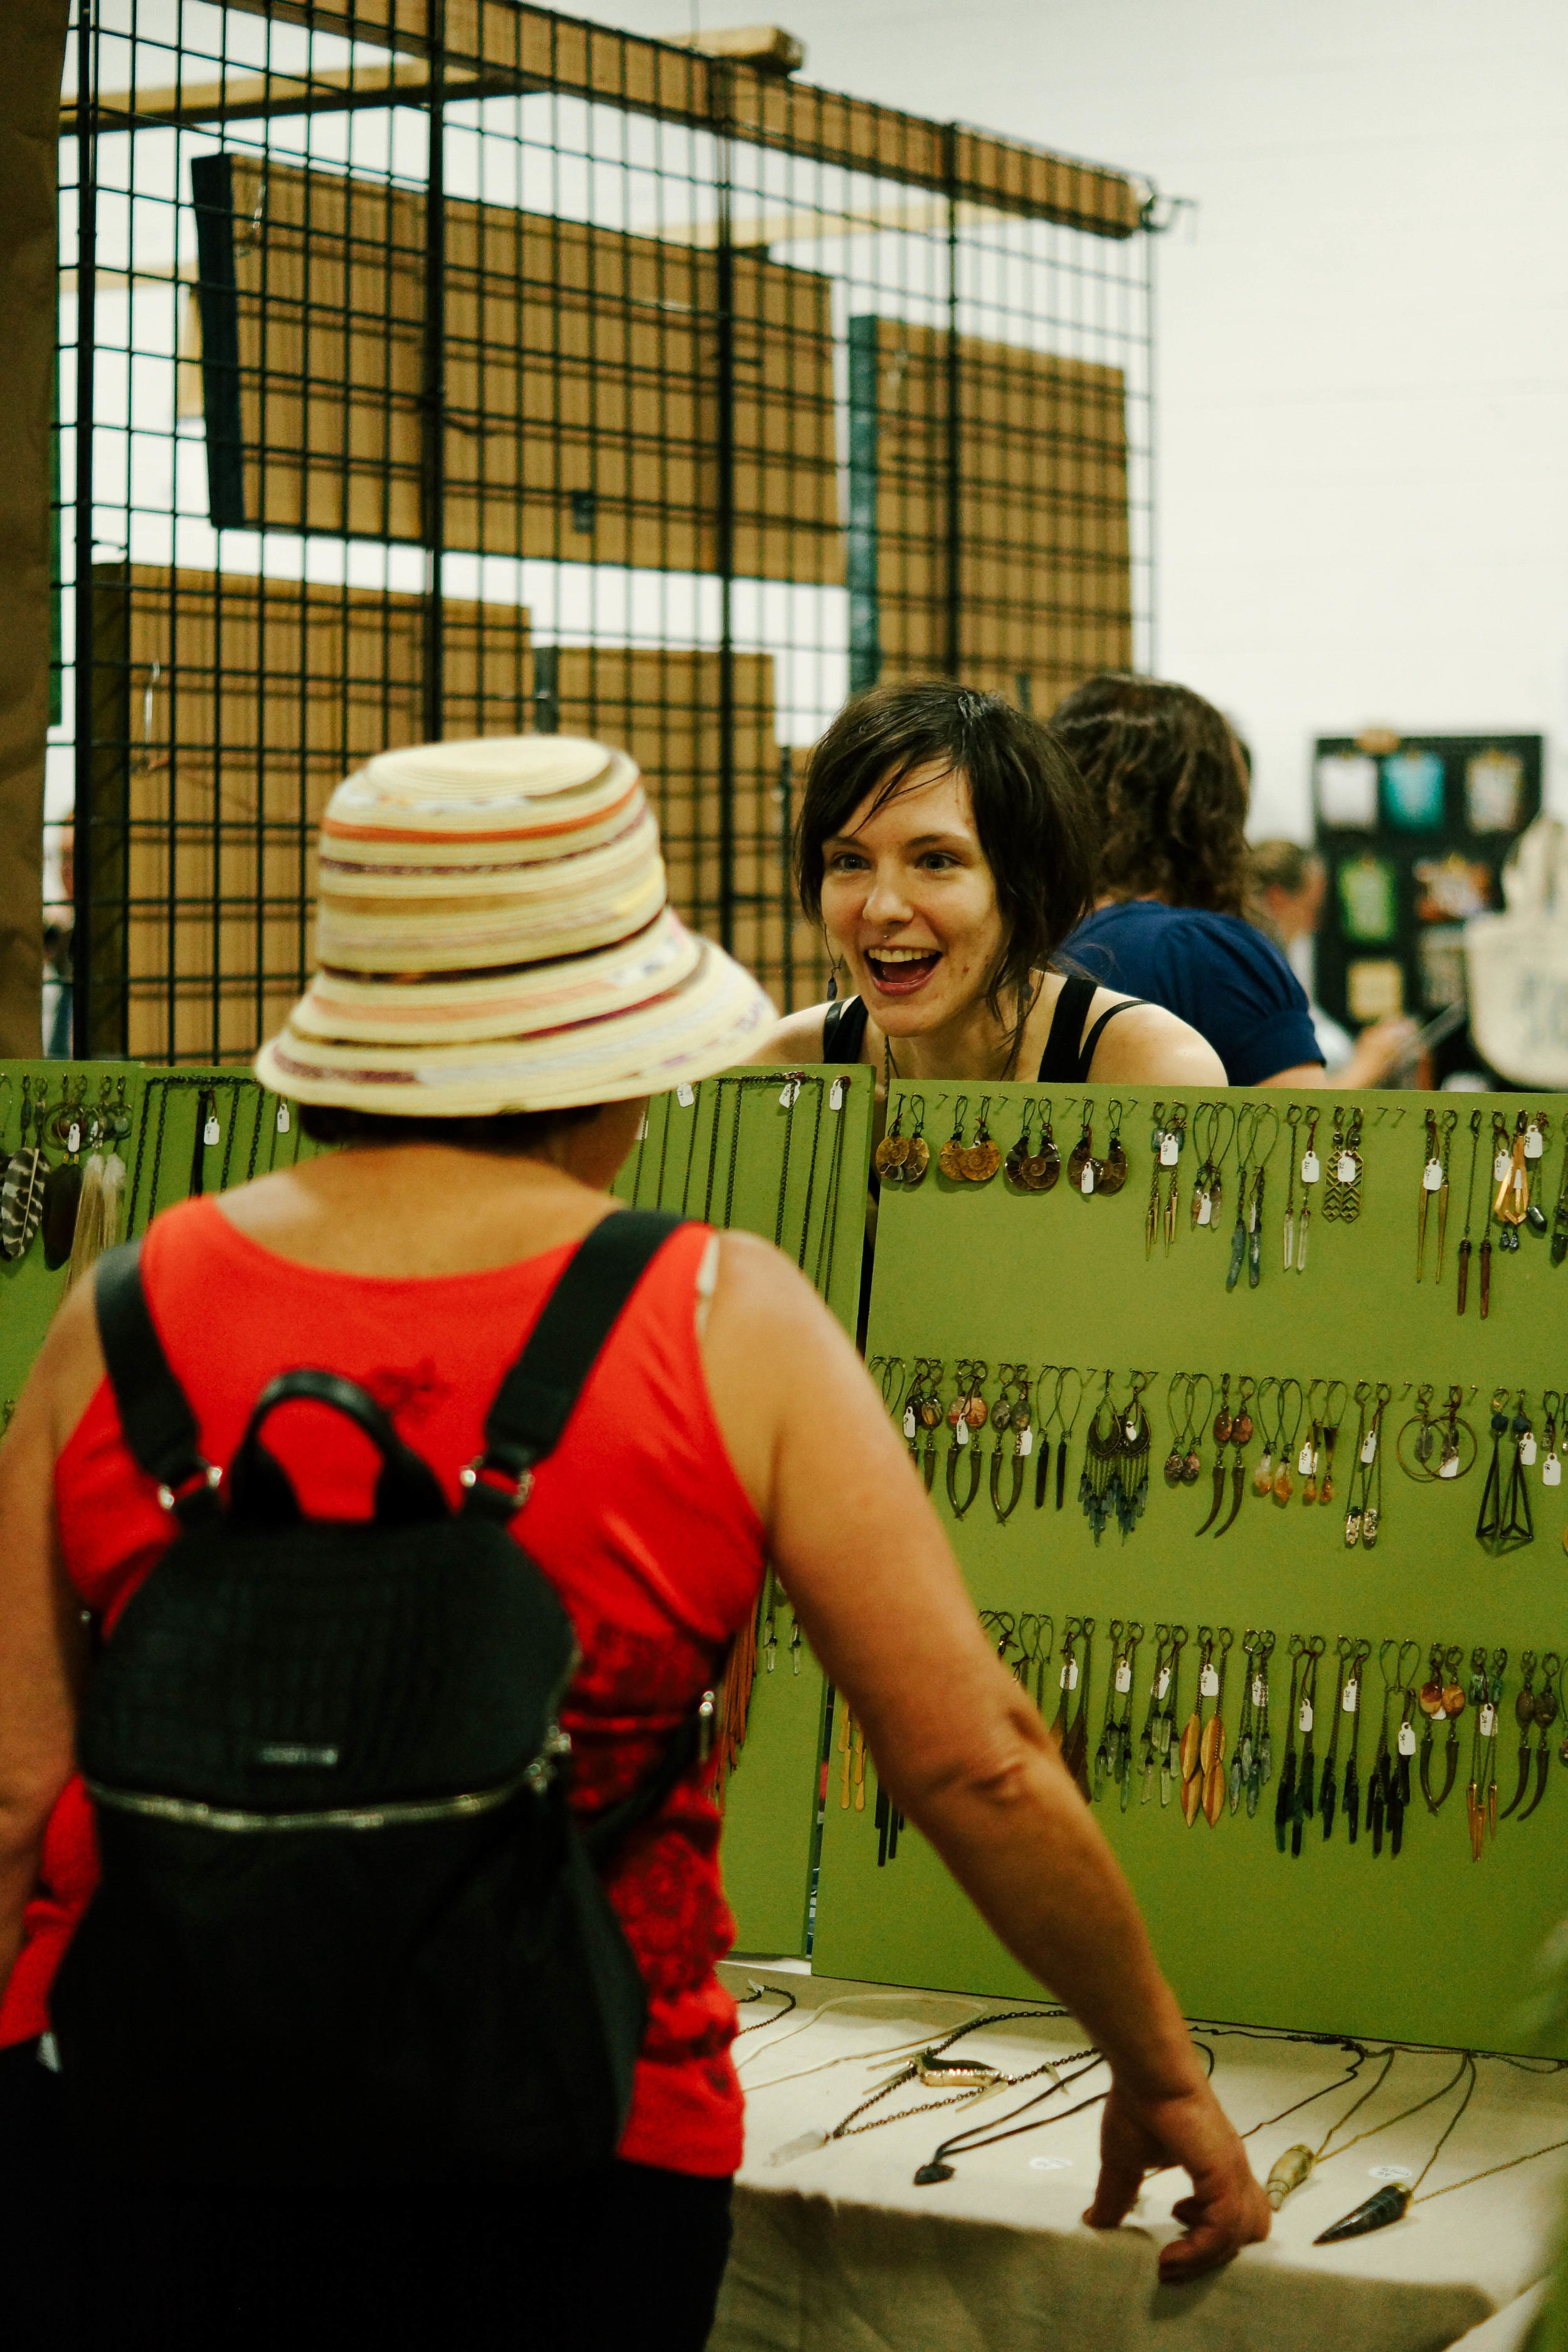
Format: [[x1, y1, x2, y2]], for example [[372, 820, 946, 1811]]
[[1313, 2182, 1412, 2245], [1273, 1462, 1293, 1506]]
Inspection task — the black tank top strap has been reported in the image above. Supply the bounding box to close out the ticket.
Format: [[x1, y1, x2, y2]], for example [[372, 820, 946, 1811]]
[[1036, 974, 1142, 1084], [821, 994, 870, 1064]]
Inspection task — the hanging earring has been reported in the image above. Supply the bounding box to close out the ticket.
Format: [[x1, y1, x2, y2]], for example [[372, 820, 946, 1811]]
[[1164, 1371, 1192, 1486], [1138, 1624, 1172, 1804], [1214, 1377, 1254, 1538], [1004, 1102, 1036, 1189], [1519, 1652, 1560, 1823], [901, 1094, 930, 1186], [938, 1097, 971, 1182], [1068, 1101, 1103, 1197], [988, 1365, 1030, 1522], [1159, 1625, 1190, 1809], [1145, 1102, 1166, 1259], [1251, 1376, 1281, 1498], [945, 1360, 987, 1518], [1201, 1627, 1233, 1826], [1032, 1364, 1061, 1510], [1273, 1379, 1303, 1503], [1022, 1096, 1061, 1191], [1296, 1105, 1321, 1271], [1542, 1391, 1562, 1490], [1055, 1366, 1086, 1512], [1226, 1106, 1254, 1290], [1092, 1616, 1126, 1802], [1318, 1380, 1347, 1508], [874, 1094, 913, 1185], [1100, 1100, 1130, 1195], [1162, 1101, 1186, 1249], [1080, 1373, 1121, 1545], [1283, 1103, 1302, 1269], [963, 1096, 1001, 1184]]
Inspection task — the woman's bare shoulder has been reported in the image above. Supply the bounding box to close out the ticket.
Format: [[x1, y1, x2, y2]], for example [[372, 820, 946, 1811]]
[[745, 1000, 835, 1065], [1088, 993, 1226, 1086]]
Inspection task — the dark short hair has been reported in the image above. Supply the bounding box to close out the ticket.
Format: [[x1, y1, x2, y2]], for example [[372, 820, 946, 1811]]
[[1050, 673, 1251, 916], [793, 680, 1098, 1030], [299, 1103, 598, 1150]]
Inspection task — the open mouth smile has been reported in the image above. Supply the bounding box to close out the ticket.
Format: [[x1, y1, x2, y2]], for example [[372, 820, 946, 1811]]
[[863, 946, 943, 997]]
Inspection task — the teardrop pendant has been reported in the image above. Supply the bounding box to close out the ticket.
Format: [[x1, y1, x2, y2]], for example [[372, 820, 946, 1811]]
[[1313, 2182, 1412, 2244]]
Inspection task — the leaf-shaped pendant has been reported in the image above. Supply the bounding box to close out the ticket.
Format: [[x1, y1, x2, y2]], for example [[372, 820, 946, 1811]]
[[1, 1147, 46, 1261], [1180, 1708, 1202, 1784], [1226, 1214, 1246, 1290], [1200, 1712, 1225, 1776], [1229, 1750, 1244, 1813], [1202, 1760, 1226, 1825], [1248, 1221, 1262, 1287], [1182, 1769, 1203, 1826]]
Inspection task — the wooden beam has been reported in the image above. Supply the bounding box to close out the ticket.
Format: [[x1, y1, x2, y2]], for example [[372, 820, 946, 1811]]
[[664, 24, 805, 77], [193, 0, 1142, 240]]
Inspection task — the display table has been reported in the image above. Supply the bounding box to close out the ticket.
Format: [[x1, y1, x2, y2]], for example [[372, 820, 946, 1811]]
[[710, 1966, 1567, 2352]]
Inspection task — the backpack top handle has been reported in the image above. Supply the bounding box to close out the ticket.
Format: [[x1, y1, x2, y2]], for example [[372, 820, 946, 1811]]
[[228, 1369, 450, 1532]]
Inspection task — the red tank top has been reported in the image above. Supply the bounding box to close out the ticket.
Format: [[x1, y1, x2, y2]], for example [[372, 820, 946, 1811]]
[[0, 1198, 765, 2177]]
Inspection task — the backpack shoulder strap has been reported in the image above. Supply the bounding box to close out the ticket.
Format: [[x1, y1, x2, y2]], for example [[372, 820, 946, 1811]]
[[464, 1207, 684, 1520], [93, 1239, 219, 1520]]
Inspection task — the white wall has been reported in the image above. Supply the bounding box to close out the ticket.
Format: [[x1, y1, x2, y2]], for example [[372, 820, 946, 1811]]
[[585, 0, 1568, 836]]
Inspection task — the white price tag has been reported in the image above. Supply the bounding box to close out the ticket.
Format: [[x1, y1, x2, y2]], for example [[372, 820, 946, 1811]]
[[1160, 1132, 1179, 1167], [1337, 1152, 1358, 1184], [955, 1421, 969, 1449], [66, 1122, 80, 1155], [829, 1078, 845, 1110], [1200, 1665, 1219, 1697], [1019, 1429, 1033, 1457], [1398, 1722, 1417, 1756], [1521, 1433, 1539, 1466], [1422, 1160, 1443, 1191], [1370, 2165, 1414, 2183], [1439, 1451, 1459, 1480], [1079, 1164, 1096, 1196], [677, 1083, 696, 1106], [1251, 1676, 1266, 1707], [1298, 1700, 1314, 1733], [1527, 1126, 1545, 1160], [1360, 1431, 1379, 1465], [1060, 1661, 1079, 1690], [1298, 1442, 1316, 1476], [1342, 1679, 1359, 1712], [903, 1408, 916, 1441], [275, 1103, 290, 1133], [1115, 1662, 1132, 1693], [1495, 1150, 1512, 1183], [1480, 1705, 1496, 1737], [1301, 1152, 1320, 1185], [1545, 1454, 1562, 1488], [204, 1113, 220, 1147], [779, 1079, 802, 1108], [1157, 1667, 1172, 1700], [635, 1113, 649, 1141], [1197, 1192, 1212, 1226]]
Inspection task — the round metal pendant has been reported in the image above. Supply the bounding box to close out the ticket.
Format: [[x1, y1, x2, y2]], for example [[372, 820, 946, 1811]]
[[1182, 1450, 1202, 1485], [1022, 1144, 1062, 1192], [964, 1396, 988, 1430], [963, 1138, 1002, 1182], [1098, 1139, 1130, 1196], [1232, 1411, 1254, 1446], [1164, 1448, 1185, 1486]]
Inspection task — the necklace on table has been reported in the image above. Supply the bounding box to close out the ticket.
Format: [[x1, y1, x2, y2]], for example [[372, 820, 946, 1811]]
[[765, 2011, 1084, 2165]]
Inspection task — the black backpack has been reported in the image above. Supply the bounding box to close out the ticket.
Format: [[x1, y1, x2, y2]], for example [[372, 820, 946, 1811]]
[[50, 1208, 712, 2188]]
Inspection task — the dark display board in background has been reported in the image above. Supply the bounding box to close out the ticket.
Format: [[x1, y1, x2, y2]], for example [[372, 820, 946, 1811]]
[[1312, 733, 1542, 1084], [817, 1079, 1568, 2056]]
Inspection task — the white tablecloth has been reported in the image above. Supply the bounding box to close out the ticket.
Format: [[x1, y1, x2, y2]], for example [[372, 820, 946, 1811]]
[[710, 1967, 1567, 2352]]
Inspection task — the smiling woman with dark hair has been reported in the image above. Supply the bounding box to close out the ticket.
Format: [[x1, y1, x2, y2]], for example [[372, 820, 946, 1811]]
[[754, 679, 1224, 1094]]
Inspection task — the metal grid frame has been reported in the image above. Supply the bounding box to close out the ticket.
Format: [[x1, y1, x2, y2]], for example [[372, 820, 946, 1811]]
[[56, 0, 1157, 1063]]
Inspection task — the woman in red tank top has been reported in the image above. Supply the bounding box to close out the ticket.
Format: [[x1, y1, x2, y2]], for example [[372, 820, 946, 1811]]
[[0, 736, 1266, 2350]]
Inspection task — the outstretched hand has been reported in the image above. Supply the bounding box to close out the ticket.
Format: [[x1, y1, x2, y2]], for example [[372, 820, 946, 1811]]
[[1084, 2077, 1271, 2283]]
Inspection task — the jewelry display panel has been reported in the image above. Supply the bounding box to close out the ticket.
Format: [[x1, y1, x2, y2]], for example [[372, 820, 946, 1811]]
[[817, 1081, 1568, 2055]]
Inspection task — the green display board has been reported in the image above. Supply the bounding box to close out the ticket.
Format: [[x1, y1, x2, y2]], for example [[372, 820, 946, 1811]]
[[815, 1080, 1568, 2056], [613, 1066, 875, 1955], [0, 1062, 320, 1409]]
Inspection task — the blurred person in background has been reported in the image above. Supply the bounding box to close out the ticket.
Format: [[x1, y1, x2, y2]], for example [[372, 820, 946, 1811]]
[[1053, 675, 1411, 1088], [1249, 839, 1416, 1086]]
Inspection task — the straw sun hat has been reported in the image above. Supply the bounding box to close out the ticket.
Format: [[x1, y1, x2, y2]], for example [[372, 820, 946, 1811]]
[[254, 734, 775, 1115]]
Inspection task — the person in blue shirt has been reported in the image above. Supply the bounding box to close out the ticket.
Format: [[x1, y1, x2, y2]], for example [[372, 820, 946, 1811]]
[[1055, 675, 1346, 1088]]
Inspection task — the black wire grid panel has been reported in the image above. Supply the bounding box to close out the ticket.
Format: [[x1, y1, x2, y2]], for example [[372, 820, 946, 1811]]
[[55, 0, 1157, 1065]]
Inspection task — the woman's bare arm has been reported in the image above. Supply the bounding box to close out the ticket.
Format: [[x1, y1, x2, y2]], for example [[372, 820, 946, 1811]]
[[0, 1282, 98, 1992], [702, 1234, 1269, 2280]]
